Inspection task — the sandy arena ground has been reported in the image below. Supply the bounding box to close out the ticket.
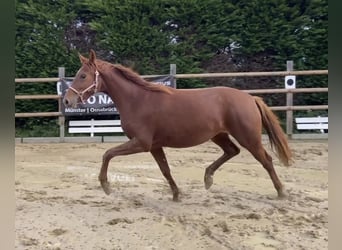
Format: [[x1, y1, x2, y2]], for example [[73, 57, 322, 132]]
[[15, 139, 328, 250]]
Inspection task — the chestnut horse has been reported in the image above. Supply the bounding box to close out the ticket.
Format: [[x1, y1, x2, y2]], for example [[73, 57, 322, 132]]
[[63, 50, 292, 201]]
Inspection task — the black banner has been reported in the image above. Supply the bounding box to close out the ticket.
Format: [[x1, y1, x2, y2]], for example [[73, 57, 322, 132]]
[[57, 75, 175, 116]]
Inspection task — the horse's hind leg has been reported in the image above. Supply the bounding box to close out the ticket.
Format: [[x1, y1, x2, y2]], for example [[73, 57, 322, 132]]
[[151, 148, 179, 201], [204, 133, 240, 190], [244, 143, 285, 198]]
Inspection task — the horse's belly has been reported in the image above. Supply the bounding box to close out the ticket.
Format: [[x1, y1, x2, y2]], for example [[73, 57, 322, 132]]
[[154, 123, 225, 148], [162, 136, 213, 148]]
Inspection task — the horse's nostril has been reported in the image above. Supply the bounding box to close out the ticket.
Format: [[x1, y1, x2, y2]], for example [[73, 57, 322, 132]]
[[63, 98, 69, 106]]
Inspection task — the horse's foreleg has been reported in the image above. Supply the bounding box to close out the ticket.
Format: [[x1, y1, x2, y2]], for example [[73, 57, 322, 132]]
[[150, 148, 179, 202], [99, 138, 148, 195], [204, 133, 240, 189]]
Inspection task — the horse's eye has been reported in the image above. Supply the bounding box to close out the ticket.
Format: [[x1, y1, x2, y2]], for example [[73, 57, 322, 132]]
[[80, 74, 86, 79]]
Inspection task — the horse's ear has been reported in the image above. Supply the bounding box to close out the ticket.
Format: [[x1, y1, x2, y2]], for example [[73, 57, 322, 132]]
[[89, 49, 97, 64], [79, 53, 88, 64]]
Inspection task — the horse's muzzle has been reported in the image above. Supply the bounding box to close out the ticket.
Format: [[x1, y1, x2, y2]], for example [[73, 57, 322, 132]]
[[63, 97, 71, 107], [63, 93, 79, 108]]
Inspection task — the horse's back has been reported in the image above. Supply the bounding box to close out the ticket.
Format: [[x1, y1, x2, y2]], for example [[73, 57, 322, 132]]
[[170, 86, 258, 118]]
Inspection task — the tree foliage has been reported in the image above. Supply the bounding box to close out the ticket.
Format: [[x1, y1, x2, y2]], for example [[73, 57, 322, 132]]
[[15, 0, 80, 135], [15, 0, 328, 136]]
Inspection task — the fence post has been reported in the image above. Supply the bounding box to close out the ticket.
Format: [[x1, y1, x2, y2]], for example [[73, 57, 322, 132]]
[[58, 67, 65, 142], [286, 61, 293, 137], [170, 64, 177, 88]]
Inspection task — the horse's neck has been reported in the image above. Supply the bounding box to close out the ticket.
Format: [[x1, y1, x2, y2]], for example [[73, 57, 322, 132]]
[[102, 70, 147, 113]]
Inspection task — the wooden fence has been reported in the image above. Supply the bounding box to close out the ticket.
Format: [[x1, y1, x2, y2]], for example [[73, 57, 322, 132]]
[[15, 66, 328, 140]]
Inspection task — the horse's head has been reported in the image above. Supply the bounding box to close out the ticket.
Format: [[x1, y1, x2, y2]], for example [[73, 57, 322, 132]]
[[63, 49, 102, 107]]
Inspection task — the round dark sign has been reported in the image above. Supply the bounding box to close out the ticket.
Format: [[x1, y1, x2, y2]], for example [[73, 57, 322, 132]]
[[287, 79, 294, 86]]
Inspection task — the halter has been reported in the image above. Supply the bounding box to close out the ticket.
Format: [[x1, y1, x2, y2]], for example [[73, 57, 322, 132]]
[[68, 70, 100, 104]]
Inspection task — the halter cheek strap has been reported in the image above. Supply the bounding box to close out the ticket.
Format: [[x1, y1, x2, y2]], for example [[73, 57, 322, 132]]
[[68, 70, 100, 104]]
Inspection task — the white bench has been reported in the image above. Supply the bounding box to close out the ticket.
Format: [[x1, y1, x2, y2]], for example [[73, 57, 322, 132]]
[[295, 116, 328, 134], [68, 119, 123, 137]]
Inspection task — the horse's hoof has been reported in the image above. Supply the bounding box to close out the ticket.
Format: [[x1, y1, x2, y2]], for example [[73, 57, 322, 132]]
[[172, 191, 180, 202], [277, 191, 287, 200], [172, 196, 180, 202], [204, 175, 213, 190], [100, 181, 112, 195]]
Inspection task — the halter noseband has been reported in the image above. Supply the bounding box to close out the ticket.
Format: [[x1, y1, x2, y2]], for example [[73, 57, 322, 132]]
[[68, 70, 100, 104]]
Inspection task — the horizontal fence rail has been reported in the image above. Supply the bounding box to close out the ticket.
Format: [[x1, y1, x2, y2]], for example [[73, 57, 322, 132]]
[[15, 112, 62, 118], [15, 94, 61, 100], [243, 87, 328, 94], [15, 70, 328, 83], [15, 77, 60, 83], [174, 70, 328, 79], [270, 105, 328, 111]]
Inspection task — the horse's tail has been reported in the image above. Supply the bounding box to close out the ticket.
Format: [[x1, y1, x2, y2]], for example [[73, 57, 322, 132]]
[[254, 96, 292, 166]]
